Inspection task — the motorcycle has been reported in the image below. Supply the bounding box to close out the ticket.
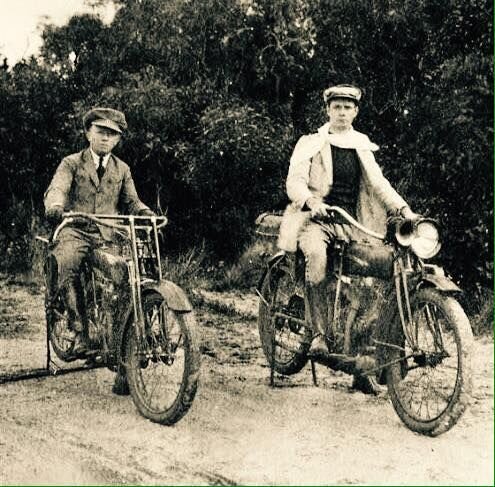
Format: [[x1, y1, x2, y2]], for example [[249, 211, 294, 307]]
[[256, 206, 473, 436], [42, 212, 201, 425]]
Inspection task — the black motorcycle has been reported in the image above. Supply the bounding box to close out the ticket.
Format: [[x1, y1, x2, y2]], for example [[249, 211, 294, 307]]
[[43, 212, 201, 425], [257, 207, 473, 436]]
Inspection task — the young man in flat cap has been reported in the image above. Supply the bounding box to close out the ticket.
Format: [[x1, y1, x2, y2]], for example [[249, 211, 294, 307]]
[[278, 84, 417, 392], [44, 107, 154, 394]]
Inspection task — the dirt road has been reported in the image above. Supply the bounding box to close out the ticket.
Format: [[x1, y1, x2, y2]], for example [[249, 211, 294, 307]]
[[0, 282, 493, 485]]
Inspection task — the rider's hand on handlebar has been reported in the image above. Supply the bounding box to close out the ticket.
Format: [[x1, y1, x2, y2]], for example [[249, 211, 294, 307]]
[[306, 197, 332, 219], [138, 208, 156, 217], [46, 206, 64, 226], [400, 206, 421, 222]]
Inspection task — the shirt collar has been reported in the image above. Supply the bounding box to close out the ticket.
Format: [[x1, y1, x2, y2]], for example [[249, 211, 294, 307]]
[[89, 148, 111, 168]]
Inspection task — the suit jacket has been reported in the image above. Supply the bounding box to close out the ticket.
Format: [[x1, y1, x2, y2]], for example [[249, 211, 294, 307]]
[[278, 124, 408, 251], [44, 148, 150, 240]]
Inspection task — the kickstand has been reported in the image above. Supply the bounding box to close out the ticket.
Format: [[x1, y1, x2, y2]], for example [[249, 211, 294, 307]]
[[310, 359, 318, 386], [269, 331, 318, 388], [270, 333, 276, 387]]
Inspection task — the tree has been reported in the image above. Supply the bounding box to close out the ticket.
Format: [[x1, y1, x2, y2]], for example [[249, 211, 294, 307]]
[[0, 0, 491, 294]]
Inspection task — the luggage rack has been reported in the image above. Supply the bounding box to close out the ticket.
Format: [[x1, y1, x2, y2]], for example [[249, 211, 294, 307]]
[[254, 211, 283, 239]]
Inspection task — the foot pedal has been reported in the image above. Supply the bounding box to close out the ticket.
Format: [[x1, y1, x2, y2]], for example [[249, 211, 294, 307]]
[[310, 360, 318, 386], [84, 354, 103, 367]]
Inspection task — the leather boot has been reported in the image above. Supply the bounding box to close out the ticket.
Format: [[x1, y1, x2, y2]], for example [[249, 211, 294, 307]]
[[62, 278, 89, 355], [352, 355, 385, 395], [112, 366, 130, 396], [306, 282, 329, 356], [351, 374, 385, 395]]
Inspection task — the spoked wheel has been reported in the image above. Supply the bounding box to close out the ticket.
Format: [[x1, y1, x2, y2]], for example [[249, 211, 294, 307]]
[[387, 288, 473, 436], [258, 255, 311, 375], [125, 292, 200, 425], [46, 294, 77, 362]]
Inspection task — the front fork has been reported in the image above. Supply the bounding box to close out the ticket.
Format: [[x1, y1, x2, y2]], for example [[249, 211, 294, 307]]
[[391, 256, 449, 361], [394, 254, 418, 352]]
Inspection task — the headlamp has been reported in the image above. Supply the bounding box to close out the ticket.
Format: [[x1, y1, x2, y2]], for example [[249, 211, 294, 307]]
[[410, 220, 441, 259], [395, 218, 441, 259]]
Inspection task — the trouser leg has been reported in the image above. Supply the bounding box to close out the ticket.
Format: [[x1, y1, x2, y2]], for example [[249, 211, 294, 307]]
[[299, 222, 330, 353], [49, 227, 93, 337]]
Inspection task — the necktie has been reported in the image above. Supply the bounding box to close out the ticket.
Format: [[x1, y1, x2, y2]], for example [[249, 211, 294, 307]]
[[97, 155, 105, 182]]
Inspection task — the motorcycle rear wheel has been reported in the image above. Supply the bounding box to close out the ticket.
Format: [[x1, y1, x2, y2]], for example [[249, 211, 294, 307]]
[[386, 288, 473, 436], [124, 292, 200, 425], [258, 255, 311, 375], [46, 294, 77, 362]]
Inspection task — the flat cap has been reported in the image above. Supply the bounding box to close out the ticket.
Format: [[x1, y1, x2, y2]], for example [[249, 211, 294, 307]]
[[83, 107, 127, 134], [323, 84, 362, 104]]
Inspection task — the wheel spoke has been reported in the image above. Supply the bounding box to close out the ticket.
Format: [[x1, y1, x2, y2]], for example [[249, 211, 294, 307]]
[[387, 290, 471, 435], [52, 308, 69, 322], [127, 296, 195, 421], [259, 257, 311, 374]]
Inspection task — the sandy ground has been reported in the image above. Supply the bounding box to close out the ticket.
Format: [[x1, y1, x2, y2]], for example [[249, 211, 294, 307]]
[[0, 281, 493, 486]]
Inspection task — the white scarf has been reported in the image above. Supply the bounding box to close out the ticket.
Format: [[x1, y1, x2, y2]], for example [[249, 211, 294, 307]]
[[290, 123, 379, 166], [318, 122, 379, 151]]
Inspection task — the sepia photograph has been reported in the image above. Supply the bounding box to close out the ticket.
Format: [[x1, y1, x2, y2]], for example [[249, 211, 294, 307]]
[[0, 0, 492, 485]]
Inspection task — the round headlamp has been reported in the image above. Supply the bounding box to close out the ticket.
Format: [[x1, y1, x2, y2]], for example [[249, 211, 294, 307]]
[[410, 220, 441, 259]]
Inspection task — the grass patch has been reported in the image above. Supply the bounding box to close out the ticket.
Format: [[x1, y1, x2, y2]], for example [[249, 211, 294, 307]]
[[209, 238, 277, 292], [191, 291, 253, 318], [161, 243, 211, 293], [465, 287, 494, 336]]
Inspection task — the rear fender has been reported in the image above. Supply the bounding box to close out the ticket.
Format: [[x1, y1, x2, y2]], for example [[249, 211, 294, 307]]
[[256, 251, 287, 293]]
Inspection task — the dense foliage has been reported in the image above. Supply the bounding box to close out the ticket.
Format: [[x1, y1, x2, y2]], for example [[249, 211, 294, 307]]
[[0, 0, 492, 294]]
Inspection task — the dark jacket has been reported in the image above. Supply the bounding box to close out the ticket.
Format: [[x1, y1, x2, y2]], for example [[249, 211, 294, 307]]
[[44, 148, 149, 240]]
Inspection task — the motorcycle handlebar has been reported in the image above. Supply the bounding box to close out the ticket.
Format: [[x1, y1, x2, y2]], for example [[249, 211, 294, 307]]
[[318, 206, 385, 241], [52, 212, 168, 242]]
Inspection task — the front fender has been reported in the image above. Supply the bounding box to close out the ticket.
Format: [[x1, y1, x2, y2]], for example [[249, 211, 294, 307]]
[[142, 279, 193, 312], [419, 265, 462, 293], [419, 274, 462, 293], [117, 280, 193, 361]]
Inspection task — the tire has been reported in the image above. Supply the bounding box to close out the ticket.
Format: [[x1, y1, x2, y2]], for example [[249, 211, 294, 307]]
[[258, 255, 311, 375], [124, 292, 200, 425], [46, 293, 77, 362], [386, 287, 473, 436]]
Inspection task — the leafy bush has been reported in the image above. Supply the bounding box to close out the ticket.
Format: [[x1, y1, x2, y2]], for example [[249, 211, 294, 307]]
[[175, 99, 292, 256], [0, 0, 491, 298]]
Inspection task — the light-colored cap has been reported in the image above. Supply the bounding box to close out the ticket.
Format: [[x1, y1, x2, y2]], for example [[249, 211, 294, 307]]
[[323, 84, 362, 104]]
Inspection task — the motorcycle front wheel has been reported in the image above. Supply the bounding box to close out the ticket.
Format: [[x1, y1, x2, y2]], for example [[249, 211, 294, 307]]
[[124, 291, 200, 425], [386, 288, 473, 436], [258, 254, 311, 375]]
